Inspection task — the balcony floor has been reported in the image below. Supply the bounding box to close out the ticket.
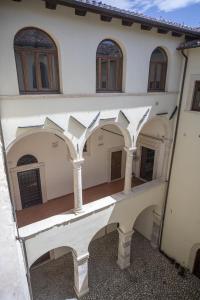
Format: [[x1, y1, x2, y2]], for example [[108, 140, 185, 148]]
[[16, 177, 144, 228]]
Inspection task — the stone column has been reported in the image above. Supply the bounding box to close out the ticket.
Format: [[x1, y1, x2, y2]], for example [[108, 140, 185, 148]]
[[72, 158, 84, 214], [117, 228, 134, 270], [73, 252, 89, 298], [124, 147, 137, 194], [151, 210, 162, 248]]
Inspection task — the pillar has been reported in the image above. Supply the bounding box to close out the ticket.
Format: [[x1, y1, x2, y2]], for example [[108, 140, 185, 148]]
[[117, 228, 134, 270], [151, 210, 162, 248], [124, 147, 137, 194], [72, 158, 84, 214], [73, 252, 89, 298]]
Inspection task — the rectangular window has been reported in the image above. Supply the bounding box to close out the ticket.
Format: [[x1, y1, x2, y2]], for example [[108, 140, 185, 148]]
[[192, 81, 200, 112]]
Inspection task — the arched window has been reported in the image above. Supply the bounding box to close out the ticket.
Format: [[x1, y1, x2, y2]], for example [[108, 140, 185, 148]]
[[14, 28, 60, 94], [17, 155, 38, 166], [148, 47, 167, 92], [96, 39, 123, 92]]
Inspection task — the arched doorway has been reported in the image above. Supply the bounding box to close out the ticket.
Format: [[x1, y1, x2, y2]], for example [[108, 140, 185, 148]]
[[30, 247, 75, 300], [17, 154, 42, 208], [193, 249, 200, 279]]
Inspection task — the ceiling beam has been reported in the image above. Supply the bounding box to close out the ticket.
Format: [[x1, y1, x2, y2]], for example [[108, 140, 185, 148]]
[[141, 24, 152, 31], [172, 31, 183, 37], [75, 8, 87, 16], [157, 28, 169, 34], [100, 15, 112, 22], [45, 0, 57, 10], [122, 19, 134, 27]]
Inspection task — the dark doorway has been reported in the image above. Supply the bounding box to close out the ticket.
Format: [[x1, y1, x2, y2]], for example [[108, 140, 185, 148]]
[[18, 168, 42, 208], [140, 147, 155, 181], [111, 150, 122, 181], [193, 249, 200, 279]]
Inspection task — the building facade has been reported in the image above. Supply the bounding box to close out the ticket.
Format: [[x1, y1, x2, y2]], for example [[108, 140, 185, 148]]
[[0, 0, 200, 299]]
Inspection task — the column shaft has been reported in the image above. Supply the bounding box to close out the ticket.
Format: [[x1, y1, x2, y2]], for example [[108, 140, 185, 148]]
[[117, 228, 134, 270], [124, 147, 136, 194], [151, 210, 162, 248], [73, 253, 89, 298], [72, 159, 84, 213]]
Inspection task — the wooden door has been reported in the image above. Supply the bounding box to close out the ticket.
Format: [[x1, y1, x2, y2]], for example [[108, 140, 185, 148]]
[[193, 249, 200, 279], [140, 147, 155, 181], [111, 150, 122, 181], [18, 168, 42, 209]]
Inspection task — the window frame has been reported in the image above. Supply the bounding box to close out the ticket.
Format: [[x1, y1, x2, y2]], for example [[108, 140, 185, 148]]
[[14, 28, 60, 95], [96, 40, 123, 93], [191, 81, 200, 112], [148, 47, 167, 92]]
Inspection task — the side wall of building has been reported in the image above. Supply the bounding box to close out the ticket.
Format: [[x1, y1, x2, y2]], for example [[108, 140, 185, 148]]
[[162, 48, 200, 271]]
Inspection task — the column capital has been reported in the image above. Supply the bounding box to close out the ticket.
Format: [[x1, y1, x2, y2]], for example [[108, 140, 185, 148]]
[[118, 228, 134, 240], [71, 158, 84, 168], [73, 252, 89, 265], [124, 146, 137, 155]]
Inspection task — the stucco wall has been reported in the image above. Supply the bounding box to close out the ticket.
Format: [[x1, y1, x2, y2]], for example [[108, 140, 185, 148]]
[[0, 136, 30, 300], [0, 0, 182, 96], [162, 48, 200, 270]]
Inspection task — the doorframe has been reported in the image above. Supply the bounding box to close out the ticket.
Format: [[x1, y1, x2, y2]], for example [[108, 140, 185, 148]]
[[135, 136, 162, 181], [107, 146, 126, 182], [9, 162, 47, 210]]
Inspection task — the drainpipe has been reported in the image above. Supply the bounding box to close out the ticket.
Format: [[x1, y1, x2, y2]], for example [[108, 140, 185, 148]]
[[0, 116, 33, 300], [159, 50, 188, 250]]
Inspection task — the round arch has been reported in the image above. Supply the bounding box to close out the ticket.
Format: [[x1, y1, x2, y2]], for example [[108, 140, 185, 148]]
[[6, 128, 78, 160], [80, 121, 132, 157], [135, 116, 172, 146], [188, 243, 200, 272], [29, 244, 77, 268], [88, 222, 120, 249]]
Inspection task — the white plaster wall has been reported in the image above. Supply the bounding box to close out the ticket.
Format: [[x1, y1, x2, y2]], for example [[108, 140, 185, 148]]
[[0, 139, 30, 300], [134, 206, 154, 240], [0, 0, 183, 96], [162, 48, 200, 270]]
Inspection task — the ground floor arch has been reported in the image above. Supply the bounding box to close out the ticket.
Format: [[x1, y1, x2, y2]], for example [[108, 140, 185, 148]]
[[30, 246, 76, 300]]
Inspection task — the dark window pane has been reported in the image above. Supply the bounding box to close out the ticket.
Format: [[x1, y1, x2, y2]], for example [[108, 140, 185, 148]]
[[109, 60, 117, 90], [14, 28, 55, 49], [101, 60, 107, 89], [26, 53, 37, 89], [15, 53, 24, 91], [17, 155, 38, 166], [192, 81, 200, 111], [39, 54, 49, 88]]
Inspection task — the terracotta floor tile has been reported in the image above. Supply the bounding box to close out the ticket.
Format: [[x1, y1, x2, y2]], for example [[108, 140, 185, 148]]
[[16, 177, 144, 228]]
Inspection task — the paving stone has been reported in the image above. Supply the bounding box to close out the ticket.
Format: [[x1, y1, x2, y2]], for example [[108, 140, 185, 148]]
[[31, 231, 200, 300]]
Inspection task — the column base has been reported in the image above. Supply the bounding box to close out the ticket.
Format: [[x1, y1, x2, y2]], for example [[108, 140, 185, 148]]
[[117, 256, 130, 270], [74, 208, 84, 215], [74, 286, 89, 298]]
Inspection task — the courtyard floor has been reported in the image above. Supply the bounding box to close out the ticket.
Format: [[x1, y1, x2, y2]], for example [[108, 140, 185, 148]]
[[31, 231, 200, 300]]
